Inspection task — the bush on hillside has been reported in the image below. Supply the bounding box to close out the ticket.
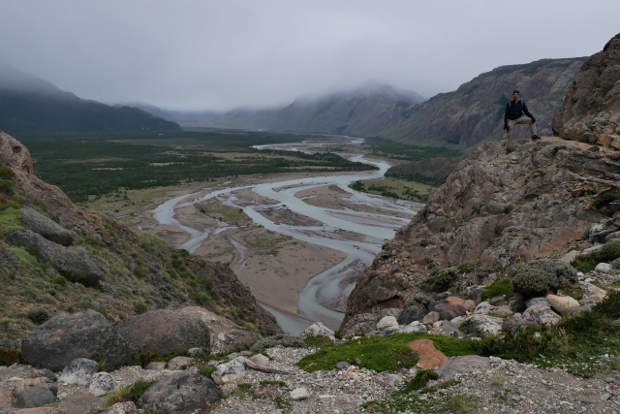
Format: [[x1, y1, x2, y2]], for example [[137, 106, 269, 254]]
[[512, 260, 577, 298]]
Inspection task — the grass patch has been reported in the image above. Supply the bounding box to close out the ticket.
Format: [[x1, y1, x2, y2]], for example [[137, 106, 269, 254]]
[[481, 277, 512, 300], [297, 333, 483, 373], [349, 177, 434, 202], [7, 246, 38, 266], [227, 383, 253, 399], [396, 370, 438, 394], [274, 395, 292, 410], [198, 365, 216, 379], [0, 207, 23, 235], [304, 335, 334, 348], [104, 381, 154, 406]]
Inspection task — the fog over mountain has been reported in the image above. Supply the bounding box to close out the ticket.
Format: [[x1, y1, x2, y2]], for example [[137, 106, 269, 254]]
[[0, 1, 618, 111]]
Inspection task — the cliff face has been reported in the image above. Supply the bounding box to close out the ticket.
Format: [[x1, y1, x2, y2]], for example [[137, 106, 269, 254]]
[[344, 137, 619, 324], [553, 33, 620, 148], [381, 58, 585, 146], [0, 131, 279, 344]]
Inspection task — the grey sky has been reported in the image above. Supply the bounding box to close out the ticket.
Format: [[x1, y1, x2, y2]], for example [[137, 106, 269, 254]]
[[0, 0, 618, 110]]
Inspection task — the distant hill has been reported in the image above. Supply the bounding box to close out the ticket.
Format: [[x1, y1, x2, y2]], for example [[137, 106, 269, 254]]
[[379, 58, 586, 146], [143, 82, 425, 137], [0, 65, 180, 135]]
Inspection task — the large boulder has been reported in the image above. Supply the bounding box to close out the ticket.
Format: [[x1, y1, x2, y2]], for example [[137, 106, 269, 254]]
[[21, 310, 130, 371], [432, 300, 466, 320], [177, 306, 258, 354], [137, 372, 222, 414], [20, 206, 76, 246], [460, 314, 503, 338], [115, 309, 211, 356], [553, 33, 620, 145], [7, 230, 102, 287], [438, 355, 491, 379]]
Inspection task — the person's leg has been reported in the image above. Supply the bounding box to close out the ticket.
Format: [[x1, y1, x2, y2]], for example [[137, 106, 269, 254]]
[[516, 116, 538, 139], [506, 119, 516, 150]]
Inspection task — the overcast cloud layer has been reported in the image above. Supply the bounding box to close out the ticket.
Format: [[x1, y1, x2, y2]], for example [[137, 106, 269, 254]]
[[1, 1, 618, 110]]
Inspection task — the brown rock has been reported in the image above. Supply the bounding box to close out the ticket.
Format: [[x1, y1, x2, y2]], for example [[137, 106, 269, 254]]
[[408, 339, 448, 369], [422, 311, 440, 325], [445, 296, 465, 306], [553, 33, 620, 143]]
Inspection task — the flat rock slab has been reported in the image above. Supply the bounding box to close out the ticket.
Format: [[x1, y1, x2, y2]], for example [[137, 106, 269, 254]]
[[437, 355, 491, 378], [407, 339, 447, 369]]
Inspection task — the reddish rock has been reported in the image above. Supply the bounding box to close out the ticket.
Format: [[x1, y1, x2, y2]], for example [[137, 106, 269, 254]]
[[408, 339, 448, 369]]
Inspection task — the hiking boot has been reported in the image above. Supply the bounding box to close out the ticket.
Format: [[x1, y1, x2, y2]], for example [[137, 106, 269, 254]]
[[531, 135, 541, 140]]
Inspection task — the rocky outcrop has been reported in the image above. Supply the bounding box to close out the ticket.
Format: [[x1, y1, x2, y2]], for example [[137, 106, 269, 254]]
[[115, 309, 211, 356], [7, 230, 103, 287], [20, 206, 76, 246], [137, 372, 222, 414], [381, 58, 585, 145], [0, 130, 279, 343], [344, 138, 619, 322], [553, 33, 620, 147], [21, 310, 130, 372]]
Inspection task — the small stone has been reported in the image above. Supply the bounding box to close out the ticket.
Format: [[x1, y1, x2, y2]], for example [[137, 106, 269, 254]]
[[146, 361, 167, 370], [595, 262, 611, 273], [401, 321, 428, 333], [88, 372, 115, 396], [445, 296, 464, 306], [211, 356, 246, 385], [59, 358, 98, 386], [188, 347, 204, 357], [302, 322, 336, 341], [289, 387, 310, 400], [376, 316, 399, 331], [525, 297, 550, 308], [462, 300, 476, 311], [14, 385, 56, 408], [523, 305, 561, 325], [99, 401, 138, 414], [546, 294, 580, 314], [474, 301, 491, 314], [166, 356, 193, 370], [335, 361, 350, 370], [422, 311, 440, 325], [249, 354, 270, 366]]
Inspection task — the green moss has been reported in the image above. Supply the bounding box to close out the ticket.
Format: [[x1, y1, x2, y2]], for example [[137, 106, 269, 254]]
[[198, 365, 216, 379], [297, 333, 482, 373], [0, 165, 15, 180], [396, 370, 439, 394], [274, 395, 292, 410], [0, 207, 23, 235], [481, 277, 512, 300], [227, 383, 253, 399], [457, 262, 475, 274], [304, 335, 334, 348], [7, 246, 38, 266]]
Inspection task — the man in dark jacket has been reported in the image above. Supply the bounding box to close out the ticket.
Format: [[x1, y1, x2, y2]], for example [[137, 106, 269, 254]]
[[504, 90, 540, 150]]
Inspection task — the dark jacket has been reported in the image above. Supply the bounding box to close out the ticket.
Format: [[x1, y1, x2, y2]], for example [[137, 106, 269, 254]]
[[504, 100, 535, 126]]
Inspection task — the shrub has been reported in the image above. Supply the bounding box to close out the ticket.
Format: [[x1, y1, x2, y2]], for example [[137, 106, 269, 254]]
[[27, 308, 50, 324], [421, 268, 457, 292], [512, 260, 577, 298], [0, 347, 21, 366]]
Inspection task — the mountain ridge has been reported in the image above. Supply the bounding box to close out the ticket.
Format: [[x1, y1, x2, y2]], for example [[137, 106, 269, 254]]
[[0, 65, 181, 135]]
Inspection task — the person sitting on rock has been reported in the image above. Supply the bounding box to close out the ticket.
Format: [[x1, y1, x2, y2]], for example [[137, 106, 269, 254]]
[[504, 90, 540, 150]]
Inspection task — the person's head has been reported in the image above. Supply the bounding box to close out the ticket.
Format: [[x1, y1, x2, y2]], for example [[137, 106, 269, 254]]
[[512, 90, 520, 101]]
